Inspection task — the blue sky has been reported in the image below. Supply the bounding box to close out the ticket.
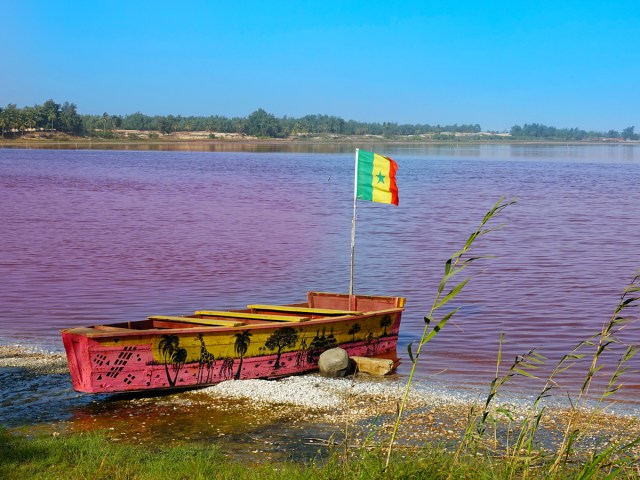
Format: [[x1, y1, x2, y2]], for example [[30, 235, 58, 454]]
[[2, 1, 638, 131]]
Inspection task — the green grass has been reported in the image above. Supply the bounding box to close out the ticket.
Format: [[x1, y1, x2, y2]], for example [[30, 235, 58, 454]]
[[1, 427, 285, 480], [2, 427, 594, 480]]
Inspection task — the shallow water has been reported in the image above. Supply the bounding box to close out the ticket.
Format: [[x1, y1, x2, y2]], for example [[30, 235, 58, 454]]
[[1, 144, 640, 416]]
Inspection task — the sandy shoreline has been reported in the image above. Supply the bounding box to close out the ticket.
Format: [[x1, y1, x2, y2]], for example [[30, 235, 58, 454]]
[[2, 344, 639, 461]]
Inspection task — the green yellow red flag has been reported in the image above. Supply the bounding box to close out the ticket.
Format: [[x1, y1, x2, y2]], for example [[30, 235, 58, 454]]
[[355, 149, 399, 206]]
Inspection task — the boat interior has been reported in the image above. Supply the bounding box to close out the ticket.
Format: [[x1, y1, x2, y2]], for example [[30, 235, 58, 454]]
[[66, 293, 405, 335], [83, 305, 364, 334]]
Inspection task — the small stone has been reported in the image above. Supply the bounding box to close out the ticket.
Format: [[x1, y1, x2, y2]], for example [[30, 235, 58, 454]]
[[318, 348, 355, 377]]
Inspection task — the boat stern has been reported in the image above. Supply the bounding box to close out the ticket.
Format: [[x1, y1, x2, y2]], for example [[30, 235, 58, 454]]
[[60, 330, 95, 393]]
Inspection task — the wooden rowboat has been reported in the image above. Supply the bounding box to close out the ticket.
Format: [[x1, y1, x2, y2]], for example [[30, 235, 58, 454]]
[[61, 292, 405, 394]]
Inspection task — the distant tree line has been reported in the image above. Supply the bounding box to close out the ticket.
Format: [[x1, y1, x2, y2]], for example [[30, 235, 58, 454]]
[[0, 99, 637, 141], [510, 123, 638, 141], [82, 108, 482, 138]]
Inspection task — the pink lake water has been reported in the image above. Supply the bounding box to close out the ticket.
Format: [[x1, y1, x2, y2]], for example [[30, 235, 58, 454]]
[[2, 144, 640, 406]]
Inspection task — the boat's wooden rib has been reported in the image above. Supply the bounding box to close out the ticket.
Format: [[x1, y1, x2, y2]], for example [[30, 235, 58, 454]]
[[247, 304, 362, 316], [194, 310, 310, 323], [93, 325, 135, 332], [148, 315, 245, 327]]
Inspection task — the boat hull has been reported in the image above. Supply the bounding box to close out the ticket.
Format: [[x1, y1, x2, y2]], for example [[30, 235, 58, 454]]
[[61, 292, 405, 394]]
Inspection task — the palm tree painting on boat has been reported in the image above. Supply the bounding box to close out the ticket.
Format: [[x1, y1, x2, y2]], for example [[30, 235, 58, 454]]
[[158, 334, 187, 387], [233, 330, 252, 379]]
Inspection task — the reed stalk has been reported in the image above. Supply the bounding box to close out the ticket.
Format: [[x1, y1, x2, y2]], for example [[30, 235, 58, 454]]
[[454, 270, 640, 479], [384, 195, 516, 468], [547, 271, 640, 476]]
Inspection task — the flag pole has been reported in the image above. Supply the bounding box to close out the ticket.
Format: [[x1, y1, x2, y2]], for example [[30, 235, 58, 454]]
[[349, 148, 359, 306]]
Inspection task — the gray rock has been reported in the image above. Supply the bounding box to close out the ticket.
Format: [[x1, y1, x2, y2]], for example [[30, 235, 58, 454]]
[[318, 348, 355, 377]]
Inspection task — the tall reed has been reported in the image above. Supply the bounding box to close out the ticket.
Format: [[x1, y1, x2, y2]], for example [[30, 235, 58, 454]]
[[450, 271, 640, 479], [547, 270, 640, 477], [384, 195, 517, 468], [383, 194, 640, 477]]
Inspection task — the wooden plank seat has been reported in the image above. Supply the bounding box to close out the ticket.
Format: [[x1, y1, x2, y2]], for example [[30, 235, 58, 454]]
[[93, 325, 135, 332], [148, 315, 245, 327], [247, 304, 362, 316], [194, 310, 310, 323]]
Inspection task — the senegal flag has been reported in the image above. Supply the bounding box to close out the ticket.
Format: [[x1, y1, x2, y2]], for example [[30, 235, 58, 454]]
[[355, 150, 399, 206]]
